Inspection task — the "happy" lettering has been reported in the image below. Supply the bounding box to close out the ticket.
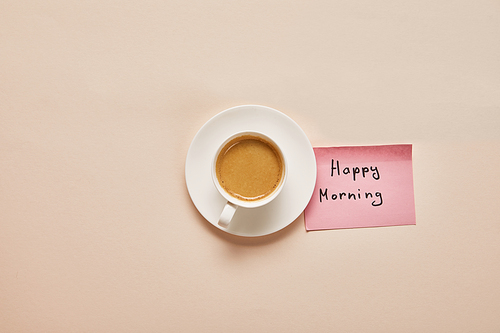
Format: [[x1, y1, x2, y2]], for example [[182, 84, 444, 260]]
[[331, 159, 380, 181]]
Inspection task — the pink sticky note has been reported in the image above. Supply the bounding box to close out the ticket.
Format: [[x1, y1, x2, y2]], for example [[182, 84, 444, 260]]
[[304, 144, 415, 231]]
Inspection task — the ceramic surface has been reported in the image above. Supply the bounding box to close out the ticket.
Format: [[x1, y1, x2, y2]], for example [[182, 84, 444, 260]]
[[185, 105, 317, 237]]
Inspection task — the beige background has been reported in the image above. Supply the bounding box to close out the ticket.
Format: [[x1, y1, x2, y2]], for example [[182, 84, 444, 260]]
[[1, 1, 499, 332]]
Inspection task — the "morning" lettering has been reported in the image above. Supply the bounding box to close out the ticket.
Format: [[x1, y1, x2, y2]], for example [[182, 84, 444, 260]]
[[319, 188, 383, 207]]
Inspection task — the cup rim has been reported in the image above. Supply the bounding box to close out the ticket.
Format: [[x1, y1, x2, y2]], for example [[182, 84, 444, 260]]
[[211, 130, 287, 209]]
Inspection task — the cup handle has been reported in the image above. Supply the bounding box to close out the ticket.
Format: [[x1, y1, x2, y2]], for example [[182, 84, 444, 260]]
[[218, 202, 238, 228]]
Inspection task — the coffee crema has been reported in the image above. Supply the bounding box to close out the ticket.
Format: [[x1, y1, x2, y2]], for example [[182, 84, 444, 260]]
[[215, 135, 284, 201]]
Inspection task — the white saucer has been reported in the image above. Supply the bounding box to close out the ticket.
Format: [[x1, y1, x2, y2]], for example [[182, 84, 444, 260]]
[[185, 105, 317, 237]]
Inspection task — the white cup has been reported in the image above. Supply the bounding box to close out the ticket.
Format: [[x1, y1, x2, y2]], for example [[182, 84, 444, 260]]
[[212, 131, 287, 228]]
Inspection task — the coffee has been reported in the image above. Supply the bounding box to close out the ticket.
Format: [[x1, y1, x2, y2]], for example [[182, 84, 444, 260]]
[[215, 135, 284, 201]]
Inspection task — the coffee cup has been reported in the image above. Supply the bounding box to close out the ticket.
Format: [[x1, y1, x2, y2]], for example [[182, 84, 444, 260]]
[[212, 131, 287, 228]]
